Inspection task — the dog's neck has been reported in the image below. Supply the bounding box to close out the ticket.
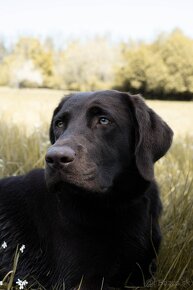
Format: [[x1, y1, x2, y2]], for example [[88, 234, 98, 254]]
[[45, 170, 151, 233]]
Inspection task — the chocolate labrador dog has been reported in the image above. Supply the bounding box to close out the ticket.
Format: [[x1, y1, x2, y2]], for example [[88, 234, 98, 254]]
[[0, 90, 173, 289]]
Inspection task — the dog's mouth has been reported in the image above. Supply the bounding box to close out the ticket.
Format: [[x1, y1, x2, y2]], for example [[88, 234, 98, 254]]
[[45, 166, 111, 194]]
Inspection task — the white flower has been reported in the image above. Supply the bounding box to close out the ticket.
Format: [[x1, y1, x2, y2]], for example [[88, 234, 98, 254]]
[[0, 281, 3, 285], [20, 244, 26, 253], [16, 279, 28, 289], [1, 241, 7, 249]]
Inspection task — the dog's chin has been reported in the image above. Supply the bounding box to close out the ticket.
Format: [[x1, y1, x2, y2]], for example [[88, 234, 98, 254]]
[[45, 170, 111, 195]]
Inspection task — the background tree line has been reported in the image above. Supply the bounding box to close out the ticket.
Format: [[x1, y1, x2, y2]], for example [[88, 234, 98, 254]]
[[0, 30, 193, 100]]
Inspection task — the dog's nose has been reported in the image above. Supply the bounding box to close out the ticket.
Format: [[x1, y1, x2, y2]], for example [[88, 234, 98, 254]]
[[45, 146, 75, 167]]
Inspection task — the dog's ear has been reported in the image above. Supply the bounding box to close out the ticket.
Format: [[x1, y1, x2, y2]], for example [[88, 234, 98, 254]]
[[49, 96, 70, 144], [128, 94, 173, 181]]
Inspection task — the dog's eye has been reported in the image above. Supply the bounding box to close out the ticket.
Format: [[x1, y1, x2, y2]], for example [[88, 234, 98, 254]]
[[55, 121, 64, 128], [99, 117, 110, 125]]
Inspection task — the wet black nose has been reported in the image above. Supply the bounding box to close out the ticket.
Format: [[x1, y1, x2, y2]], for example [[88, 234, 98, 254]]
[[45, 146, 75, 167]]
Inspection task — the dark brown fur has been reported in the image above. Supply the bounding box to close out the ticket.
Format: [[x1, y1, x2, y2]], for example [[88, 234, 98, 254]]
[[0, 90, 173, 289]]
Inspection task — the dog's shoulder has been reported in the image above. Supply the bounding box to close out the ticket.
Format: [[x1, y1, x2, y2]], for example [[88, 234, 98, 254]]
[[0, 169, 48, 241], [0, 169, 50, 279], [0, 169, 47, 204]]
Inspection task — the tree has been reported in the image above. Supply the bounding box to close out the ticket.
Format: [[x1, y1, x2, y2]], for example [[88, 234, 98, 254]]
[[115, 30, 193, 99], [6, 37, 54, 87], [158, 30, 193, 94], [54, 37, 117, 90]]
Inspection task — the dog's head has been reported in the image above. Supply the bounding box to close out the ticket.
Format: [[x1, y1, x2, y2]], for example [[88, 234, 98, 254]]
[[45, 90, 173, 193]]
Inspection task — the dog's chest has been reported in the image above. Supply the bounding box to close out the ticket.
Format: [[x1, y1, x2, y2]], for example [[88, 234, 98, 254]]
[[49, 222, 120, 283]]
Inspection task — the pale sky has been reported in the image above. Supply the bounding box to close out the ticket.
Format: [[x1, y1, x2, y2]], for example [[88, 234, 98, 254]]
[[0, 0, 193, 44]]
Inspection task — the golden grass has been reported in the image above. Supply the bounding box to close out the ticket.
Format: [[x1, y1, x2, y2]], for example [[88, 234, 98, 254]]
[[147, 100, 193, 137], [0, 87, 63, 132]]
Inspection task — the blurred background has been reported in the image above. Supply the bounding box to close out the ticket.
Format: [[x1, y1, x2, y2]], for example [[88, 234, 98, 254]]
[[0, 0, 193, 98], [0, 0, 193, 135]]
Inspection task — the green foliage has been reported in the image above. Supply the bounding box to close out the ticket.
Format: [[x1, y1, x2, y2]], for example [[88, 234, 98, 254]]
[[2, 37, 54, 88], [0, 36, 116, 91], [53, 37, 116, 90], [0, 63, 9, 86], [0, 41, 7, 63], [0, 31, 193, 99], [13, 37, 54, 77], [115, 30, 193, 100]]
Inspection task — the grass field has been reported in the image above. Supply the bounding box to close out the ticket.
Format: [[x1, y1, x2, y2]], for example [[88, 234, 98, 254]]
[[0, 88, 193, 289], [0, 87, 193, 136]]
